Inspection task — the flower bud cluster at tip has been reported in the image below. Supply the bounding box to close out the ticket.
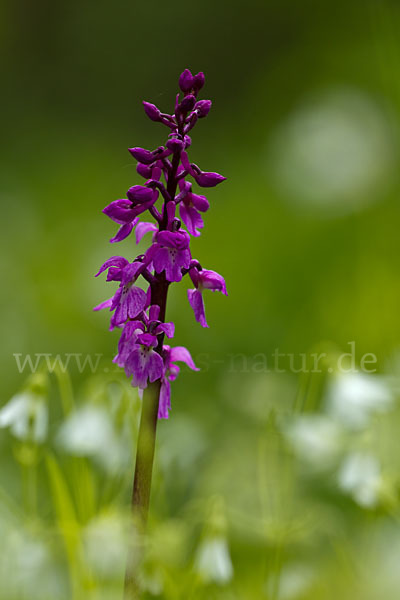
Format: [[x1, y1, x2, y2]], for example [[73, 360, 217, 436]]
[[94, 69, 227, 419]]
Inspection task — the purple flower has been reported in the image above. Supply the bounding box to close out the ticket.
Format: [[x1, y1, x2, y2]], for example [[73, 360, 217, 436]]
[[177, 180, 209, 236], [147, 229, 191, 282], [125, 332, 164, 389], [141, 304, 175, 340], [102, 200, 138, 242], [113, 319, 145, 368], [126, 185, 155, 204], [159, 345, 199, 418], [121, 302, 175, 389], [94, 258, 147, 329], [94, 256, 129, 280], [114, 305, 175, 369], [103, 187, 158, 243], [187, 268, 227, 327], [180, 152, 225, 188]]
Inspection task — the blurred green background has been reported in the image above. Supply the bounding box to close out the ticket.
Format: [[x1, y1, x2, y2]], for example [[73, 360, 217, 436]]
[[2, 0, 400, 598]]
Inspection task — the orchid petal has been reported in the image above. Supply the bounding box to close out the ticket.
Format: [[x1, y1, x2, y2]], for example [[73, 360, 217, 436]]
[[194, 171, 226, 188], [103, 200, 136, 224], [148, 305, 160, 321], [110, 221, 135, 243], [180, 203, 203, 236], [135, 222, 158, 245], [155, 322, 175, 338], [93, 297, 113, 312], [95, 256, 129, 277], [126, 286, 147, 319], [188, 289, 208, 327], [170, 346, 199, 370], [147, 352, 164, 383], [158, 379, 171, 419]]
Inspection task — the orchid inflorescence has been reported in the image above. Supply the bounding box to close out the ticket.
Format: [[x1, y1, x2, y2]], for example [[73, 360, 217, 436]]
[[94, 69, 227, 419]]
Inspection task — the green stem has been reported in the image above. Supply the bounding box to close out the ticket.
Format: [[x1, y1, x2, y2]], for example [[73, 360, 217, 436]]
[[132, 381, 161, 525], [124, 381, 161, 599]]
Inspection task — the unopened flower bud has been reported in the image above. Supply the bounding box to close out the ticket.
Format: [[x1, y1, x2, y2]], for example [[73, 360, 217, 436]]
[[195, 171, 226, 188], [136, 163, 152, 179], [166, 138, 184, 153], [195, 99, 212, 118], [177, 94, 196, 115], [193, 72, 205, 93], [127, 185, 154, 204], [128, 147, 154, 164], [143, 101, 161, 122], [179, 68, 194, 92]]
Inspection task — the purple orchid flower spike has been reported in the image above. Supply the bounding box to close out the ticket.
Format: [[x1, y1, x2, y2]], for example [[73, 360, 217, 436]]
[[187, 267, 227, 328], [95, 69, 226, 417], [94, 69, 227, 592]]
